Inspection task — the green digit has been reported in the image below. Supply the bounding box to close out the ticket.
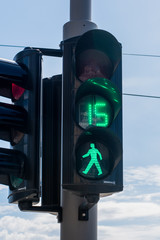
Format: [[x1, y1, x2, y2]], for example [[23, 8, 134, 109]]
[[95, 102, 108, 127], [88, 104, 92, 125], [88, 102, 108, 127]]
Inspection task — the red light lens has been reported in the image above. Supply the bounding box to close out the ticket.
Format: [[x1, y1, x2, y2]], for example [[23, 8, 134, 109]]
[[12, 83, 25, 101], [76, 49, 113, 82]]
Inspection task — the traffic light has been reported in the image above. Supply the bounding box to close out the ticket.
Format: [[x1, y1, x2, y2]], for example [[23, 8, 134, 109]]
[[62, 29, 123, 196], [0, 48, 42, 204]]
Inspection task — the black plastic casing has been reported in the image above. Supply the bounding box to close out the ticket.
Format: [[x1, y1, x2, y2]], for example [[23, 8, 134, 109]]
[[62, 30, 123, 196]]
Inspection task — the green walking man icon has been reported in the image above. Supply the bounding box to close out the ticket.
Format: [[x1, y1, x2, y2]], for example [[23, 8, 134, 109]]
[[82, 143, 103, 176]]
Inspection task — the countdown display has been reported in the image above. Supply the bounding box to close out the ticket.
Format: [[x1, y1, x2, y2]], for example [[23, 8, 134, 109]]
[[76, 95, 113, 129]]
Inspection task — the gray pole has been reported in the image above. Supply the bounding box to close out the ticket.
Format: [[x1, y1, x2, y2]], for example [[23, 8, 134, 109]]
[[70, 0, 91, 20], [63, 0, 97, 40], [61, 191, 97, 240], [61, 1, 98, 240]]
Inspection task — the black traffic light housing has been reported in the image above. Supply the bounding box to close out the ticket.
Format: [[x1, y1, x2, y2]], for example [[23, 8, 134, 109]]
[[62, 29, 123, 196], [42, 75, 62, 208], [0, 48, 42, 204], [0, 47, 63, 220]]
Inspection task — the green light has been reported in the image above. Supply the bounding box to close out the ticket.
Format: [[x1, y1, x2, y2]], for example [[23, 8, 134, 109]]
[[75, 77, 122, 128], [88, 102, 108, 127], [76, 139, 112, 180], [82, 143, 103, 176], [88, 104, 92, 125], [10, 175, 23, 189], [76, 95, 112, 129], [94, 103, 108, 127]]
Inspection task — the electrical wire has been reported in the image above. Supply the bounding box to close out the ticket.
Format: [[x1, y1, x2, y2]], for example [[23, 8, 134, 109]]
[[123, 93, 160, 99], [0, 44, 26, 48], [1, 44, 160, 58], [1, 44, 160, 99], [123, 53, 160, 58]]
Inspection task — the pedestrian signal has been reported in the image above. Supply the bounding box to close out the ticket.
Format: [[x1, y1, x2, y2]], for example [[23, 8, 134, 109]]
[[62, 29, 123, 195], [81, 143, 103, 178]]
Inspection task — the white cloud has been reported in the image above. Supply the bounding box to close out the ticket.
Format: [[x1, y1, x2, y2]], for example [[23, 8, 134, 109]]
[[0, 215, 60, 240], [124, 165, 160, 186], [98, 165, 160, 229], [98, 224, 160, 240], [0, 231, 59, 240], [98, 200, 160, 221], [0, 205, 17, 215], [0, 185, 7, 191], [112, 191, 160, 202]]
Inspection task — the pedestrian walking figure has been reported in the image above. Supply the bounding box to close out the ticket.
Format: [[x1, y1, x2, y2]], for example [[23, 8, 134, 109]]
[[82, 143, 103, 176]]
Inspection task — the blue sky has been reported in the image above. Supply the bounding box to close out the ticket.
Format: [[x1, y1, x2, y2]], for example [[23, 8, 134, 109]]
[[1, 0, 160, 239]]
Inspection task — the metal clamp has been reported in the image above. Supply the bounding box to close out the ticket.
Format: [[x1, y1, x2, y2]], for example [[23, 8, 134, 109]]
[[78, 194, 99, 221]]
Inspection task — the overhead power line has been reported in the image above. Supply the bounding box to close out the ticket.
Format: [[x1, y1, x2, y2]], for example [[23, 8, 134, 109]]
[[123, 53, 160, 58], [0, 44, 160, 58], [123, 93, 160, 99], [1, 44, 160, 99], [0, 44, 26, 48]]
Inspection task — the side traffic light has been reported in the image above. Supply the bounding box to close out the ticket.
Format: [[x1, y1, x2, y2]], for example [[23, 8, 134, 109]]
[[0, 48, 42, 204]]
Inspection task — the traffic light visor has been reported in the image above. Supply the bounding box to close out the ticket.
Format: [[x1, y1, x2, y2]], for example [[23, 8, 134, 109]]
[[75, 29, 121, 81]]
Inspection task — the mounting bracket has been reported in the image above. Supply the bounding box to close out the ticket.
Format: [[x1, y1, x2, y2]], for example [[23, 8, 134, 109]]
[[78, 194, 99, 221]]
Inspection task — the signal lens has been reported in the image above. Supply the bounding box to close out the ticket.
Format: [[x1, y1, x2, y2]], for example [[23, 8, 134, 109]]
[[76, 49, 113, 81], [76, 141, 111, 180], [10, 175, 23, 188], [11, 129, 25, 146], [75, 78, 122, 128], [76, 127, 122, 181], [76, 95, 113, 129], [12, 83, 25, 101]]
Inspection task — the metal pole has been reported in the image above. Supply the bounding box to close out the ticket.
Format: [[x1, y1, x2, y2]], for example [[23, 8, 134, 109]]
[[60, 191, 97, 240], [61, 1, 98, 239], [63, 0, 97, 40], [70, 0, 91, 21]]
